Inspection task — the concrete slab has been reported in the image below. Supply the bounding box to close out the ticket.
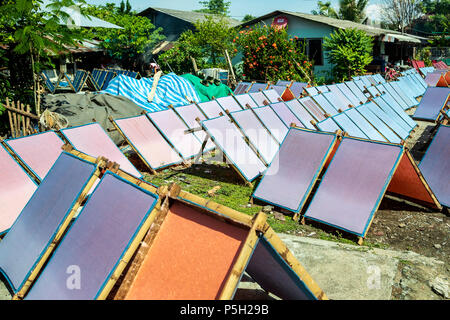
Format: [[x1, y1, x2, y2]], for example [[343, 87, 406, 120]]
[[277, 234, 445, 300]]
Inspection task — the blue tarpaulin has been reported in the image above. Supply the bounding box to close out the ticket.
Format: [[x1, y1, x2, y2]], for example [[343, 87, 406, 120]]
[[101, 73, 201, 113]]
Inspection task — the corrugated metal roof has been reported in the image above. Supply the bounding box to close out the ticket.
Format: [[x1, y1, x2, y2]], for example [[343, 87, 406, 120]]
[[62, 7, 123, 29], [140, 7, 241, 27]]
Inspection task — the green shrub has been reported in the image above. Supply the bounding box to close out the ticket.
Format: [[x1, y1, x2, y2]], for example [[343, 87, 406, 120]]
[[416, 47, 433, 67], [236, 24, 313, 82], [323, 28, 373, 82]]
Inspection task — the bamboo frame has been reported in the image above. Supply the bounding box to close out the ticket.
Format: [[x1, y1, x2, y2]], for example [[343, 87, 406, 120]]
[[13, 152, 106, 299], [0, 136, 41, 184], [52, 145, 163, 300], [218, 212, 268, 300], [300, 135, 441, 245], [111, 183, 328, 300], [387, 148, 442, 210]]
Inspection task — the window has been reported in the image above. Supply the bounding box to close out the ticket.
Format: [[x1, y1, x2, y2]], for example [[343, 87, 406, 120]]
[[308, 39, 323, 66]]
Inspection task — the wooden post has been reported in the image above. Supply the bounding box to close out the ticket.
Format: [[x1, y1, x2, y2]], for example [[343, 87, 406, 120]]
[[218, 212, 267, 300], [224, 49, 236, 87], [6, 98, 15, 138], [148, 71, 162, 102]]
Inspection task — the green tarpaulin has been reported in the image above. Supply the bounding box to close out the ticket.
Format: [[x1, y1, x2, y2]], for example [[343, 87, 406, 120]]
[[181, 74, 233, 102]]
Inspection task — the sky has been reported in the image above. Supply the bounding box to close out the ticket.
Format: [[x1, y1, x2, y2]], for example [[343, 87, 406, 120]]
[[87, 0, 385, 21]]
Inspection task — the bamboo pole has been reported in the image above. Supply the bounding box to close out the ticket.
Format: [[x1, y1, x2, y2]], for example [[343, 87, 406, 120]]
[[218, 212, 267, 300]]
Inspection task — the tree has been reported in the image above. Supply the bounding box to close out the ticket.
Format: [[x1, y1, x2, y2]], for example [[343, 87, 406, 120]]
[[381, 0, 421, 32], [82, 3, 164, 70], [158, 16, 237, 74], [339, 0, 369, 22], [312, 1, 339, 18], [195, 0, 231, 15], [236, 24, 313, 82], [323, 28, 373, 81], [413, 0, 449, 41], [242, 14, 256, 22], [311, 0, 368, 22], [0, 0, 87, 113]]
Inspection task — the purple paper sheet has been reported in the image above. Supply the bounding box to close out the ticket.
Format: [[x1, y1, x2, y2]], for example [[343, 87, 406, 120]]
[[335, 83, 361, 106], [305, 138, 402, 236], [5, 131, 65, 180], [425, 72, 445, 87], [299, 97, 326, 122], [252, 106, 288, 143], [276, 80, 292, 86], [289, 82, 308, 98], [345, 81, 367, 104], [284, 99, 316, 130], [235, 93, 259, 109], [249, 92, 270, 106], [61, 123, 141, 177], [234, 82, 252, 95], [312, 94, 339, 116], [344, 108, 386, 142], [269, 102, 304, 128], [253, 128, 336, 212], [419, 125, 450, 207], [304, 86, 319, 96], [380, 83, 409, 110], [262, 89, 282, 103], [25, 171, 159, 300], [413, 87, 450, 121], [327, 85, 354, 109], [317, 117, 341, 133], [114, 115, 183, 170], [229, 109, 280, 163], [215, 96, 242, 112], [247, 83, 268, 93], [322, 90, 350, 112], [197, 100, 225, 118], [267, 85, 287, 97], [201, 116, 266, 181], [0, 152, 96, 292], [147, 110, 203, 160], [245, 237, 316, 300], [0, 145, 37, 235]]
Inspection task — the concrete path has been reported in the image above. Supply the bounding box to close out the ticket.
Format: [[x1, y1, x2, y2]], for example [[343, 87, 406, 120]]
[[277, 234, 447, 300]]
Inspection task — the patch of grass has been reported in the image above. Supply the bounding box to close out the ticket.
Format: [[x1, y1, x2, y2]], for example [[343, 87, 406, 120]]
[[143, 163, 305, 233], [317, 230, 358, 246], [399, 259, 413, 266]]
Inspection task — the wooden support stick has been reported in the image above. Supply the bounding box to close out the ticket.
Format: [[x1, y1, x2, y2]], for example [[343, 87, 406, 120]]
[[218, 212, 268, 300], [357, 237, 364, 246]]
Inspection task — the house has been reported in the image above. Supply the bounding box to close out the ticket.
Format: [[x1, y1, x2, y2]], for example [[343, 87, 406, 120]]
[[240, 10, 428, 77], [138, 7, 241, 54]]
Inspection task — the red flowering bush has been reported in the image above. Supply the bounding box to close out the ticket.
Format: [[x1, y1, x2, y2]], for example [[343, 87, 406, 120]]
[[236, 24, 313, 82]]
